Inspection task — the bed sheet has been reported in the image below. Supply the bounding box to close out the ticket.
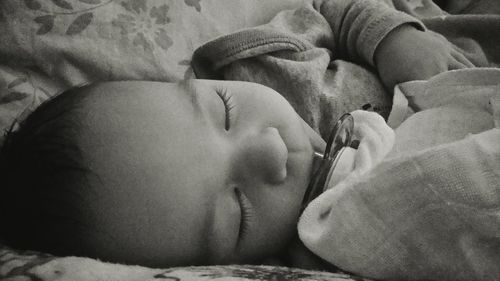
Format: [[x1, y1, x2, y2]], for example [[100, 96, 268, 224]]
[[0, 244, 374, 281]]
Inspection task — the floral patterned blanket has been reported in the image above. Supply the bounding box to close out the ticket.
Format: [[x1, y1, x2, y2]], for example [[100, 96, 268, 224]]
[[0, 245, 371, 281]]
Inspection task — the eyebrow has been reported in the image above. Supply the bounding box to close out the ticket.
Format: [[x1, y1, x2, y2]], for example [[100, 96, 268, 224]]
[[179, 80, 203, 115]]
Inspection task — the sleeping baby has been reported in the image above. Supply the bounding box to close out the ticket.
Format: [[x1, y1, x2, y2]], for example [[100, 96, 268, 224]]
[[1, 0, 498, 281]]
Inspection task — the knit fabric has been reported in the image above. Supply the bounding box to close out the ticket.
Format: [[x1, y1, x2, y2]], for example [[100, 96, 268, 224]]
[[193, 0, 423, 138], [298, 69, 500, 281]]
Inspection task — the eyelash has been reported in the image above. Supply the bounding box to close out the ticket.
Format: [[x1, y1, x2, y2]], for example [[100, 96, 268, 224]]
[[235, 188, 253, 243], [215, 88, 234, 131]]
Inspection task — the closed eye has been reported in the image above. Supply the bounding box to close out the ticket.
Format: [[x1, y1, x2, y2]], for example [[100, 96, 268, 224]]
[[215, 87, 234, 130], [234, 188, 254, 245]]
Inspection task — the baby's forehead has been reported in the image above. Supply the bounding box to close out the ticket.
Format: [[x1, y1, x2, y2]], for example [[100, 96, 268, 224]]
[[75, 81, 196, 112], [74, 80, 205, 160]]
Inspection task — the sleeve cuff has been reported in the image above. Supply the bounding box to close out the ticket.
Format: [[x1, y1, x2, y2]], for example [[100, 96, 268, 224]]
[[359, 10, 425, 66]]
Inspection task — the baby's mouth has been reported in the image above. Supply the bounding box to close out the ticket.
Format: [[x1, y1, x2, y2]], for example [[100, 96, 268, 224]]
[[300, 151, 327, 212], [299, 113, 355, 212]]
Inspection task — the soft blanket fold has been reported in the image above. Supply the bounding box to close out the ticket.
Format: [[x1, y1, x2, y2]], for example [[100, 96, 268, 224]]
[[298, 69, 500, 281]]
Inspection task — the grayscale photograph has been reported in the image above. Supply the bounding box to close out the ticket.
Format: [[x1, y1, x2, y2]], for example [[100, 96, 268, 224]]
[[0, 0, 499, 280]]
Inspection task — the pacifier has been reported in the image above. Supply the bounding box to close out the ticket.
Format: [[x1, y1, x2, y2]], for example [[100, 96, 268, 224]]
[[300, 113, 355, 212]]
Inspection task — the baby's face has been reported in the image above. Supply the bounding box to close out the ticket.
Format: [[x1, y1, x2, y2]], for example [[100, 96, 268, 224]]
[[75, 80, 325, 267]]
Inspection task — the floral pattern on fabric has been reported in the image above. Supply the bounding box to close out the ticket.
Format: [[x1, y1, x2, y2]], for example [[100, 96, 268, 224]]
[[23, 0, 115, 35], [1, 244, 371, 281], [0, 69, 50, 106], [184, 0, 201, 12], [112, 0, 173, 51], [178, 59, 195, 79], [0, 66, 59, 145], [18, 0, 204, 52]]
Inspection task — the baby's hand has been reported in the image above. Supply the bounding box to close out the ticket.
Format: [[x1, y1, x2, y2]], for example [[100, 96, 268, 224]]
[[375, 24, 474, 90]]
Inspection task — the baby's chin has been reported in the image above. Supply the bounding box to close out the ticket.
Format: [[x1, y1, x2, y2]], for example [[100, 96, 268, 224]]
[[261, 235, 335, 271]]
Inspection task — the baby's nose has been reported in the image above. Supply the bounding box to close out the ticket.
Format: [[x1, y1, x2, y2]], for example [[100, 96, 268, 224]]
[[238, 127, 288, 185]]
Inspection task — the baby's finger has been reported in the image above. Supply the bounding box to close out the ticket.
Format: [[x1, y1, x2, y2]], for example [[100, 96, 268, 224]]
[[448, 58, 468, 70], [451, 49, 475, 68]]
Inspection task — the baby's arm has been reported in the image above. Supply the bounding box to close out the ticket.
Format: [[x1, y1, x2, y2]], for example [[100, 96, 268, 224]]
[[314, 0, 474, 90]]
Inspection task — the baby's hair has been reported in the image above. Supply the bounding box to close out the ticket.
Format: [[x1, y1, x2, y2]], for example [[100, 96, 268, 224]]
[[0, 87, 94, 255]]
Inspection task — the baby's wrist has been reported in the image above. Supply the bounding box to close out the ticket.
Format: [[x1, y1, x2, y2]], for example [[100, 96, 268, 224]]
[[374, 23, 419, 67]]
